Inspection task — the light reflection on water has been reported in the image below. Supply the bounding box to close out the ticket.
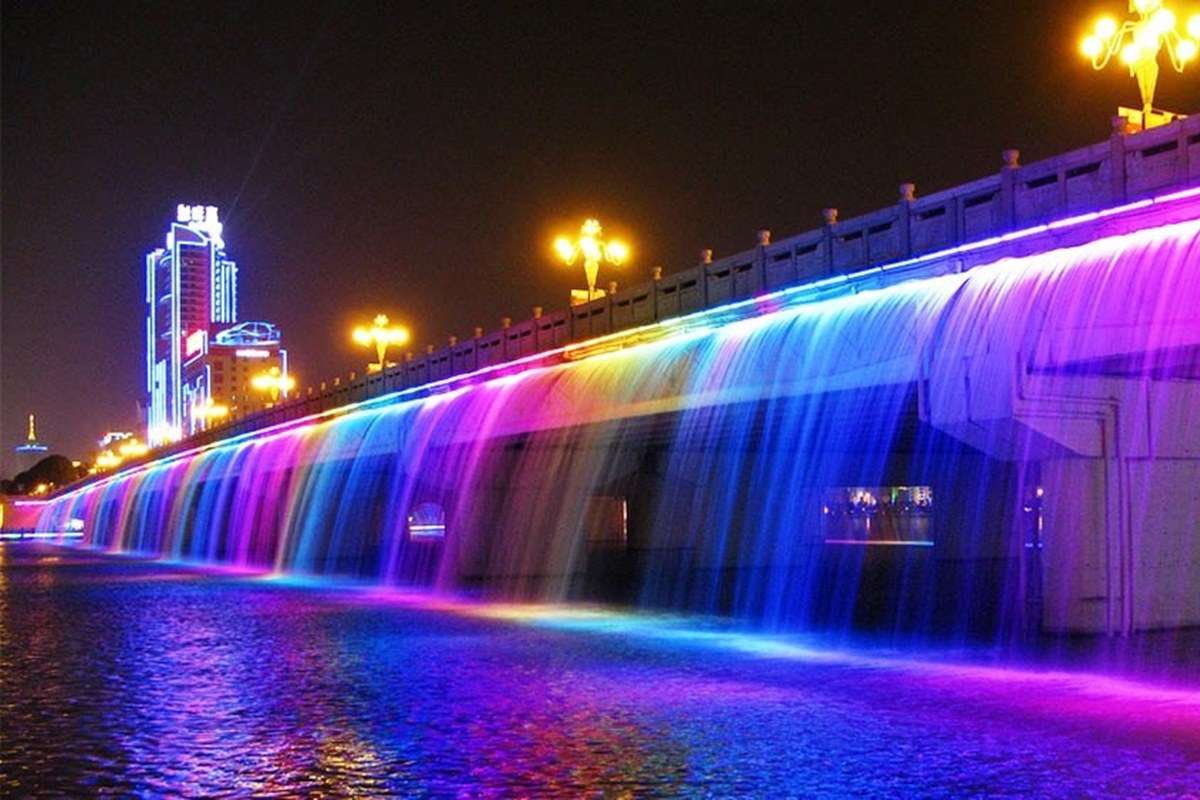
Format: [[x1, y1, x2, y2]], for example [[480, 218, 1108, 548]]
[[2, 543, 1198, 797]]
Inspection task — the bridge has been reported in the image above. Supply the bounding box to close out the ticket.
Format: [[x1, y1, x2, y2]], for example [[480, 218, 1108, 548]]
[[8, 114, 1200, 641]]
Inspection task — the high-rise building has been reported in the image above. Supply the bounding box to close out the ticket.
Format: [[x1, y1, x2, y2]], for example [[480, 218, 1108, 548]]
[[145, 205, 288, 446]]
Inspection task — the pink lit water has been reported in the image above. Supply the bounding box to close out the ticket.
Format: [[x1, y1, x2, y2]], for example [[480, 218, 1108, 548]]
[[2, 544, 1198, 797]]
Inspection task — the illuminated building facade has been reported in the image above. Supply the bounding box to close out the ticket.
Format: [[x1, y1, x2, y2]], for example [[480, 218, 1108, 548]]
[[208, 323, 289, 418], [145, 205, 287, 445]]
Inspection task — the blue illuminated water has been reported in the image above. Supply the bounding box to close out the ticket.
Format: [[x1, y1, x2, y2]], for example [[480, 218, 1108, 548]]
[[2, 544, 1199, 796], [32, 217, 1200, 659]]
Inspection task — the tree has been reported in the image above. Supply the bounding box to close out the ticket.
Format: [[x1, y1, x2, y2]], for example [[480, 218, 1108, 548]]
[[1, 455, 87, 495]]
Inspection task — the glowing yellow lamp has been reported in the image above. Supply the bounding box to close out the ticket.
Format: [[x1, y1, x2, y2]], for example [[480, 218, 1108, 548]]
[[552, 218, 630, 301], [353, 314, 410, 372], [1080, 1, 1198, 125], [251, 366, 296, 403]]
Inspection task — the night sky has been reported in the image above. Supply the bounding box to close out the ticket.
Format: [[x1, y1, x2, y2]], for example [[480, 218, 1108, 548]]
[[3, 0, 1194, 474]]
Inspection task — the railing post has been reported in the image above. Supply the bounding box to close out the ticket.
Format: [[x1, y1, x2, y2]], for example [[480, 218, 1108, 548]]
[[1000, 148, 1020, 229], [651, 266, 662, 321], [898, 183, 915, 258], [530, 307, 542, 351], [756, 229, 770, 293], [821, 208, 838, 275], [1110, 115, 1131, 203], [699, 248, 713, 308], [1176, 118, 1193, 185]]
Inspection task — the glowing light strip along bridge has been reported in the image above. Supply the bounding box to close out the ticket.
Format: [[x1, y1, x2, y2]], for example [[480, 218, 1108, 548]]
[[50, 114, 1200, 492]]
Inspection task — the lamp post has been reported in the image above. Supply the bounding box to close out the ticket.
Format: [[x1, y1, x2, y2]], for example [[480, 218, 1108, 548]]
[[1080, 1, 1199, 127], [553, 218, 630, 302], [251, 366, 295, 405], [116, 437, 150, 459], [352, 314, 410, 372], [93, 436, 150, 472], [191, 398, 230, 430]]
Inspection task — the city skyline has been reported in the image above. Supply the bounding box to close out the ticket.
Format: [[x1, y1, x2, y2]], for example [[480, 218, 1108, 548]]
[[4, 0, 1199, 471], [3, 2, 1199, 795]]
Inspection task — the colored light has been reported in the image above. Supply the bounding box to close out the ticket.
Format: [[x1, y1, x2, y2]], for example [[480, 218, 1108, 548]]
[[1189, 14, 1200, 38], [251, 366, 296, 402], [553, 218, 631, 301], [24, 185, 1200, 512], [823, 540, 935, 547], [95, 450, 122, 470], [605, 239, 630, 265], [116, 438, 149, 459], [1080, 1, 1196, 123], [353, 314, 410, 371], [1149, 7, 1175, 33], [192, 399, 230, 426], [185, 329, 206, 356], [553, 236, 576, 263]]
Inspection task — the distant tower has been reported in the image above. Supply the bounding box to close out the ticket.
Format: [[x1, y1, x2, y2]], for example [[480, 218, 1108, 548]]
[[14, 413, 49, 470]]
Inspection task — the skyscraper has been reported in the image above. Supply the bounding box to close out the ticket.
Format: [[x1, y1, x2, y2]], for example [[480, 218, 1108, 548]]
[[146, 205, 233, 444], [145, 205, 286, 446]]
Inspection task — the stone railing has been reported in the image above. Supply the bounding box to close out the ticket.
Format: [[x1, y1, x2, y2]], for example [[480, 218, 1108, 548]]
[[99, 113, 1200, 474]]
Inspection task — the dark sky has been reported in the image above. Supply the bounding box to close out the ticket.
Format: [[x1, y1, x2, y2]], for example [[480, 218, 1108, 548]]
[[3, 0, 1194, 474]]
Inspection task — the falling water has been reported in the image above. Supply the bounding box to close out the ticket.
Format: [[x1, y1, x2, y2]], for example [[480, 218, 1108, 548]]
[[32, 215, 1200, 661]]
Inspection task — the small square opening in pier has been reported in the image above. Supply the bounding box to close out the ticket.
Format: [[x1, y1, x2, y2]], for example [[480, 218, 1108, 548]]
[[821, 486, 934, 547]]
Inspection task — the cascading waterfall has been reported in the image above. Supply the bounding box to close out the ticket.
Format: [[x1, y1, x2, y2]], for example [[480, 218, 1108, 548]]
[[34, 216, 1200, 655]]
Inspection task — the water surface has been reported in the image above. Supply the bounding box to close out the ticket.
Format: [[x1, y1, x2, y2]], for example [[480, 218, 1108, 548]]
[[2, 543, 1198, 797]]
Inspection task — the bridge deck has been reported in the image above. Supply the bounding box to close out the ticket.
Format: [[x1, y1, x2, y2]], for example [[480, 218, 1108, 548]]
[[23, 114, 1200, 498]]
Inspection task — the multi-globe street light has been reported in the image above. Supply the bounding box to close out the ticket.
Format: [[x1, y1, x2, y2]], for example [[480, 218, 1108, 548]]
[[352, 314, 410, 372], [93, 436, 150, 472], [553, 218, 630, 302], [1080, 1, 1200, 126], [251, 366, 296, 405], [191, 398, 230, 429]]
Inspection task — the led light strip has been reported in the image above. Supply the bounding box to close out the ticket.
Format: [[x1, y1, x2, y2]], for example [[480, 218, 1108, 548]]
[[823, 539, 935, 547], [0, 531, 85, 540]]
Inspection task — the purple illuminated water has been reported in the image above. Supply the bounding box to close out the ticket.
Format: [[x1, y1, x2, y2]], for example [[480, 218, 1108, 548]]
[[2, 544, 1199, 796], [26, 213, 1200, 666]]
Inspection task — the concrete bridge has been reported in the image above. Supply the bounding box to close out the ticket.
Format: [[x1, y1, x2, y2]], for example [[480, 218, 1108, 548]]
[[8, 114, 1200, 640], [114, 114, 1200, 453]]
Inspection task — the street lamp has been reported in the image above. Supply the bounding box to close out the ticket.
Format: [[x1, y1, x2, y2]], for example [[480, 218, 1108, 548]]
[[94, 450, 122, 471], [191, 398, 230, 429], [251, 366, 296, 405], [94, 437, 151, 472], [352, 314, 410, 372], [116, 437, 149, 459], [553, 218, 630, 302], [1080, 1, 1199, 127]]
